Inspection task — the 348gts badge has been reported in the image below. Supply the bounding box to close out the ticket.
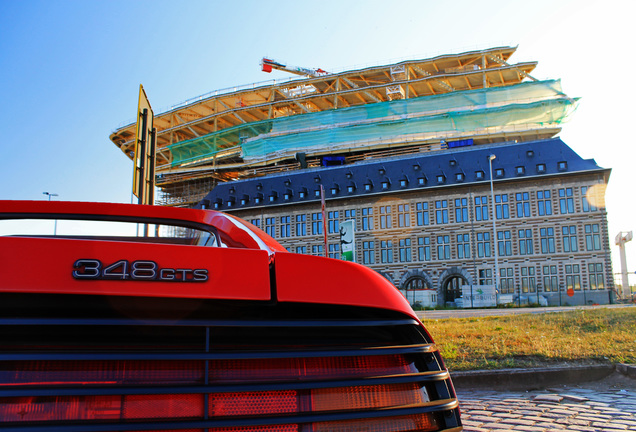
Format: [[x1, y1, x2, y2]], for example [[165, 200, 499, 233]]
[[73, 259, 208, 282]]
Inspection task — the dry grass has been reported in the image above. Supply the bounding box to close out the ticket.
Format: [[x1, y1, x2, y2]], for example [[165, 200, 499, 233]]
[[422, 308, 636, 371]]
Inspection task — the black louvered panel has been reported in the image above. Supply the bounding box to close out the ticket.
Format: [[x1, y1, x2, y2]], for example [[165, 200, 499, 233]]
[[0, 294, 462, 431]]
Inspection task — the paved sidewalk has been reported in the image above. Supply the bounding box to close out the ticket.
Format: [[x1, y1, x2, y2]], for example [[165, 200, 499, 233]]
[[458, 376, 636, 431]]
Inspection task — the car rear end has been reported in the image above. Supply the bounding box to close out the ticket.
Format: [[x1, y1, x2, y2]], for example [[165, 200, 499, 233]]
[[0, 201, 462, 432]]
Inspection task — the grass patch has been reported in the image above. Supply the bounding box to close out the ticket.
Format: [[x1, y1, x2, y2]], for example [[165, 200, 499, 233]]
[[422, 308, 636, 371]]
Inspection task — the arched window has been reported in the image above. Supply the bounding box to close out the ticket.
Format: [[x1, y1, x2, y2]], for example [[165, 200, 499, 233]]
[[404, 276, 429, 291]]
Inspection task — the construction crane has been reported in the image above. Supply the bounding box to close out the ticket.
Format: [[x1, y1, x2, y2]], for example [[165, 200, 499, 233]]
[[261, 58, 328, 77]]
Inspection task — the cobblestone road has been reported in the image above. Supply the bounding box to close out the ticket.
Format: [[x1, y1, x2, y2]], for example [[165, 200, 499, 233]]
[[457, 375, 636, 431]]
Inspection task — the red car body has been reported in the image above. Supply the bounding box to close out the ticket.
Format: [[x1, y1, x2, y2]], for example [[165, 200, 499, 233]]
[[0, 200, 461, 431]]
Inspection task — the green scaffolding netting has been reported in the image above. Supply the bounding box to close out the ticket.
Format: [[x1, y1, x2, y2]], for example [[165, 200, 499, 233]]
[[168, 79, 577, 167]]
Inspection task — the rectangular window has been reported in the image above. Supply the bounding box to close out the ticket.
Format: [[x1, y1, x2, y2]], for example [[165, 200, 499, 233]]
[[295, 246, 307, 254], [250, 218, 261, 228], [362, 241, 375, 264], [518, 229, 533, 255], [328, 243, 340, 259], [311, 244, 323, 256], [380, 240, 393, 263], [559, 188, 574, 214], [499, 268, 514, 294], [497, 230, 512, 256], [474, 196, 489, 221], [562, 225, 578, 252], [435, 200, 449, 224], [581, 186, 598, 212], [265, 217, 276, 238], [279, 216, 291, 238], [542, 265, 558, 292], [345, 209, 356, 219], [454, 198, 468, 223], [476, 232, 491, 258], [417, 237, 431, 261], [585, 224, 601, 251], [457, 233, 470, 259], [397, 204, 411, 228], [588, 263, 604, 290], [295, 214, 306, 237], [380, 206, 392, 229], [540, 227, 556, 253], [478, 268, 492, 286], [537, 190, 552, 216], [311, 213, 323, 235], [521, 267, 536, 293], [328, 211, 339, 234], [399, 238, 412, 263], [515, 192, 531, 218], [416, 202, 429, 226], [495, 194, 509, 219], [361, 207, 373, 231], [436, 235, 450, 260], [565, 264, 581, 291]]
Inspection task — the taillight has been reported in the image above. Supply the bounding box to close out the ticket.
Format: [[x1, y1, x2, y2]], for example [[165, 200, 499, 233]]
[[0, 355, 440, 431]]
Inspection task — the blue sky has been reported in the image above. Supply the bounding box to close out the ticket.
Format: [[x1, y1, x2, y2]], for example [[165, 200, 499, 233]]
[[1, 0, 635, 279]]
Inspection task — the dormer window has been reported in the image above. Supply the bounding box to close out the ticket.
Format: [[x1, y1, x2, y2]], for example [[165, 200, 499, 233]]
[[418, 177, 426, 185], [475, 170, 485, 180], [364, 182, 373, 191], [381, 180, 390, 190], [437, 175, 445, 184], [536, 163, 546, 174], [455, 173, 465, 182], [516, 166, 525, 175], [558, 161, 568, 171], [495, 168, 504, 178], [399, 179, 408, 188]]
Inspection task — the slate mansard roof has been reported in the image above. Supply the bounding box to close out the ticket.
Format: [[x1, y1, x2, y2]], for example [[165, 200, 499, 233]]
[[198, 138, 609, 211]]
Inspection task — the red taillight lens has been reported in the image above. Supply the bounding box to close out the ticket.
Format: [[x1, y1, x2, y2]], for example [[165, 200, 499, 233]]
[[313, 414, 438, 432], [0, 355, 438, 431], [0, 394, 204, 422], [210, 390, 298, 416], [0, 360, 204, 386], [210, 354, 417, 382], [313, 383, 427, 411]]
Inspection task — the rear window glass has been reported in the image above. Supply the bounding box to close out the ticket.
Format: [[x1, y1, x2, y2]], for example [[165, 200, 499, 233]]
[[0, 218, 218, 247]]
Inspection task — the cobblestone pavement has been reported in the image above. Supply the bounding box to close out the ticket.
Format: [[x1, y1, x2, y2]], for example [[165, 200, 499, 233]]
[[457, 375, 636, 431]]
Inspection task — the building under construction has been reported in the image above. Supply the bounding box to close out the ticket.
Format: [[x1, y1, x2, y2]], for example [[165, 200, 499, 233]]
[[110, 46, 576, 208], [110, 46, 615, 306]]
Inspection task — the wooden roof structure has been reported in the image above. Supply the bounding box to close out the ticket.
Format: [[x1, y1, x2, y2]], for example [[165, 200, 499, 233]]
[[110, 46, 542, 176]]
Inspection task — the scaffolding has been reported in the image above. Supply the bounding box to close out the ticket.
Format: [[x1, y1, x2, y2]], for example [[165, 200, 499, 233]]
[[109, 46, 574, 207]]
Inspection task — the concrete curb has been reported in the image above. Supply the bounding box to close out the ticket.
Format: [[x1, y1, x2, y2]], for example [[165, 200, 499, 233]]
[[617, 363, 636, 378], [451, 364, 616, 391]]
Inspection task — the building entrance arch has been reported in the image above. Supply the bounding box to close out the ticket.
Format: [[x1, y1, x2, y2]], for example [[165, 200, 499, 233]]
[[438, 267, 472, 306]]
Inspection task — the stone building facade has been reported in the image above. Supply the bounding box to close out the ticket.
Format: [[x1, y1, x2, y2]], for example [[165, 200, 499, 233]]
[[200, 138, 613, 307]]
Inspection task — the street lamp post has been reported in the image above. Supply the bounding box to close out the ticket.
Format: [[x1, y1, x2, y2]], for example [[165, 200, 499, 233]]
[[488, 155, 500, 305], [43, 192, 59, 235]]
